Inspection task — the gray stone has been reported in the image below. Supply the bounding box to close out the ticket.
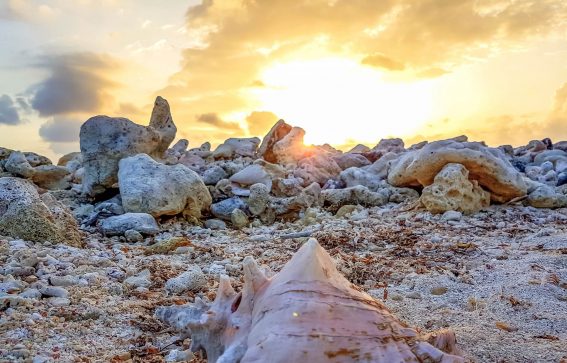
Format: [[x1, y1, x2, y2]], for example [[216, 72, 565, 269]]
[[202, 165, 228, 185], [248, 183, 270, 216], [231, 208, 249, 229], [100, 213, 159, 236], [0, 177, 81, 245], [204, 219, 227, 230], [124, 229, 144, 242], [80, 96, 176, 196], [118, 154, 211, 218], [4, 151, 34, 178], [211, 197, 248, 221], [124, 269, 151, 289], [165, 266, 207, 294]]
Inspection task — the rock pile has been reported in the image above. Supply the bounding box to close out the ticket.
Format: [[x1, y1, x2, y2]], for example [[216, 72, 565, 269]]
[[2, 96, 567, 242]]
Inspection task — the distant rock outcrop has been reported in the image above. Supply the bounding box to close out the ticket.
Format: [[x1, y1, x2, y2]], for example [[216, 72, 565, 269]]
[[80, 96, 176, 196]]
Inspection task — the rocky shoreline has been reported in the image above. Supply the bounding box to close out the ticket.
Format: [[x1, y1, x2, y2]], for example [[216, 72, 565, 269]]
[[1, 97, 566, 362]]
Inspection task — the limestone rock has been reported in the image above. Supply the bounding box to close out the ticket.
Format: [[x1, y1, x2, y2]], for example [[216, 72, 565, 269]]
[[31, 165, 70, 190], [0, 177, 81, 246], [4, 151, 35, 178], [420, 163, 490, 214], [118, 154, 211, 218], [257, 119, 293, 162], [388, 139, 527, 202], [333, 153, 371, 170], [229, 164, 272, 191], [202, 166, 228, 185], [248, 183, 270, 216], [100, 213, 159, 236], [527, 185, 567, 208], [320, 185, 389, 212], [213, 138, 261, 159], [230, 208, 249, 229], [80, 96, 176, 196], [165, 266, 207, 294], [294, 153, 341, 186]]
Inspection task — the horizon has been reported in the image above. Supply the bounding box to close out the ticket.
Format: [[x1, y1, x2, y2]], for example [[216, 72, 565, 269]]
[[2, 0, 567, 162]]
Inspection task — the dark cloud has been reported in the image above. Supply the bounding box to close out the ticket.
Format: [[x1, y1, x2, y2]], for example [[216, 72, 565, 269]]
[[29, 52, 119, 117], [0, 95, 21, 125], [39, 117, 83, 143], [196, 112, 242, 130], [361, 54, 405, 71], [245, 111, 279, 136]]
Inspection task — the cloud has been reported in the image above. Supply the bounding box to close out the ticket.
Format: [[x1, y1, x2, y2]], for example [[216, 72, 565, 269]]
[[245, 111, 279, 136], [0, 95, 21, 125], [196, 113, 242, 131], [38, 117, 83, 143], [361, 53, 405, 71], [29, 52, 120, 117], [155, 0, 567, 147]]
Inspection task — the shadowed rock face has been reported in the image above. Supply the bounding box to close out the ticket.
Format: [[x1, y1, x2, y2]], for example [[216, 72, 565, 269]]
[[156, 238, 464, 363], [80, 96, 176, 197]]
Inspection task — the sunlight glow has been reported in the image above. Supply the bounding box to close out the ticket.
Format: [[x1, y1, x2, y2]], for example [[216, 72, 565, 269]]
[[252, 58, 436, 146]]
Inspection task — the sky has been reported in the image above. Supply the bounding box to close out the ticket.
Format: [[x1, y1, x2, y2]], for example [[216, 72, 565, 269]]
[[1, 0, 567, 162]]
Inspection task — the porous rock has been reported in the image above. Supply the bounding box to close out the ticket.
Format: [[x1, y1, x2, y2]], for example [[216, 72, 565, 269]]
[[420, 163, 490, 214], [118, 154, 211, 218]]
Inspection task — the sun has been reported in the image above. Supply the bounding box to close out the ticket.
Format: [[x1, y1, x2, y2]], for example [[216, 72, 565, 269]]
[[250, 57, 437, 148]]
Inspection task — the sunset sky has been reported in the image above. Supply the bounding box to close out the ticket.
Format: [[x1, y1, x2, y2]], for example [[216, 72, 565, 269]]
[[1, 0, 567, 161]]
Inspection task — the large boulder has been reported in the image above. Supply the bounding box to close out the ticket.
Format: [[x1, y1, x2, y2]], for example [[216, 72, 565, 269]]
[[118, 154, 211, 219], [0, 177, 81, 245], [388, 139, 527, 202], [257, 119, 293, 162], [420, 163, 490, 214], [80, 96, 176, 196]]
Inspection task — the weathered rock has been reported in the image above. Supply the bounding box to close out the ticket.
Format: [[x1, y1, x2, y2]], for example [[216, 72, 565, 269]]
[[270, 126, 311, 165], [230, 164, 272, 192], [124, 269, 151, 289], [231, 208, 249, 229], [204, 219, 227, 230], [211, 197, 248, 221], [4, 151, 35, 178], [31, 165, 70, 190], [294, 153, 341, 186], [527, 184, 567, 208], [347, 144, 370, 153], [339, 167, 383, 190], [248, 183, 270, 216], [213, 138, 260, 159], [202, 166, 228, 185], [118, 154, 211, 218], [333, 153, 371, 170], [156, 238, 463, 363], [388, 139, 527, 202], [420, 163, 490, 214], [170, 139, 189, 154], [165, 266, 207, 294], [272, 177, 303, 197], [372, 138, 405, 154], [125, 229, 144, 242], [100, 213, 159, 236], [320, 185, 389, 211], [80, 96, 176, 196], [0, 177, 81, 246], [145, 237, 190, 255], [257, 119, 293, 162], [24, 152, 51, 167], [178, 153, 206, 171], [269, 182, 321, 218], [57, 152, 81, 167]]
